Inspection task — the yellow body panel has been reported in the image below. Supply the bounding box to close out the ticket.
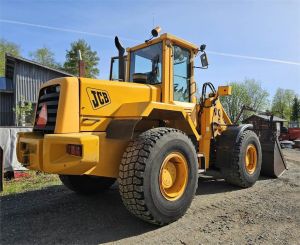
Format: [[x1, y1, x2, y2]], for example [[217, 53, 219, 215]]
[[17, 132, 129, 177], [17, 132, 44, 170], [80, 117, 112, 132], [80, 78, 161, 118], [162, 39, 171, 103], [41, 77, 80, 133], [218, 85, 232, 96], [199, 96, 232, 168]]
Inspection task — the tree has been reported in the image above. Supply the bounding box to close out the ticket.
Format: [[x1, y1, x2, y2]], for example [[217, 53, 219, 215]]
[[291, 96, 300, 122], [63, 39, 99, 78], [244, 79, 269, 110], [220, 82, 249, 122], [29, 46, 60, 69], [220, 79, 269, 122], [271, 88, 286, 118], [0, 39, 20, 76], [271, 88, 296, 120], [285, 90, 296, 120], [13, 97, 33, 126]]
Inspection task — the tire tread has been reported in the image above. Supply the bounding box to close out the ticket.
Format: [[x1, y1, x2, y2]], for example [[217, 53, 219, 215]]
[[118, 127, 195, 225], [223, 130, 261, 187]]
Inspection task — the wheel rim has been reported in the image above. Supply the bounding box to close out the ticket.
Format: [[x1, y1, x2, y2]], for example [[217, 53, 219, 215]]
[[245, 144, 257, 174], [159, 152, 188, 201]]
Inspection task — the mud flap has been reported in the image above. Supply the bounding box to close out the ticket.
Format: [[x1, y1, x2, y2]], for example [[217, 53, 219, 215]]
[[106, 119, 140, 140], [260, 138, 288, 178]]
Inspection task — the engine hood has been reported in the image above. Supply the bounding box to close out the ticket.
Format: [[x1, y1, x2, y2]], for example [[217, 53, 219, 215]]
[[80, 78, 161, 118]]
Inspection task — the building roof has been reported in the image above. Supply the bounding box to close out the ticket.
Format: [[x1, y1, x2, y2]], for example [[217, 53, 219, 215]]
[[5, 53, 75, 77], [244, 114, 287, 122]]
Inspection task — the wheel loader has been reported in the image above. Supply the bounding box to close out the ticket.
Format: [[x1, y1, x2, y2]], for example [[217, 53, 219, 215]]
[[16, 28, 286, 225]]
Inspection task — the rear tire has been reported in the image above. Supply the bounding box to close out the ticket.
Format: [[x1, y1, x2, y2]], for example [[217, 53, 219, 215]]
[[118, 127, 198, 225], [59, 175, 115, 195], [221, 130, 262, 187]]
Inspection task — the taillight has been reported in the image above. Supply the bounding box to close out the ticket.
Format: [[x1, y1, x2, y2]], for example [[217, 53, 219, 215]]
[[66, 144, 82, 156], [36, 103, 47, 128]]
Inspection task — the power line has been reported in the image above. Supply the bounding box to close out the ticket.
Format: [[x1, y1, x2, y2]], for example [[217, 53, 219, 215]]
[[0, 19, 140, 43], [1, 18, 300, 66], [207, 51, 300, 66]]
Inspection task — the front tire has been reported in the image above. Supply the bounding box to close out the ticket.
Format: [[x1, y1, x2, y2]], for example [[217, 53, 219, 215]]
[[59, 175, 115, 195], [118, 127, 198, 225], [221, 130, 262, 187]]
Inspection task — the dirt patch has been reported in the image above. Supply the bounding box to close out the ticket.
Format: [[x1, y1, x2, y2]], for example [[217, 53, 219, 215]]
[[1, 149, 299, 244]]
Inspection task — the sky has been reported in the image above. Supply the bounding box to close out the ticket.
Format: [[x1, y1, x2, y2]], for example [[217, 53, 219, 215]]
[[0, 0, 300, 98]]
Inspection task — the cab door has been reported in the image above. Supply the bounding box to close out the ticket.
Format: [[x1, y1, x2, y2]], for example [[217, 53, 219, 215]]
[[171, 44, 197, 126]]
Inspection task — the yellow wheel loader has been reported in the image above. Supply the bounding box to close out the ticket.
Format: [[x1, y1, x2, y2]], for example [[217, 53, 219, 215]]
[[16, 28, 286, 225]]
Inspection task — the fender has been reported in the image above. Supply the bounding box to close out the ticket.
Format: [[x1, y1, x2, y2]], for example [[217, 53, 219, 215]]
[[214, 124, 253, 168], [107, 102, 200, 140]]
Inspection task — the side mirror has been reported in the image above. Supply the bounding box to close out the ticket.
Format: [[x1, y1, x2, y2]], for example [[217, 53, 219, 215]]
[[200, 53, 209, 67]]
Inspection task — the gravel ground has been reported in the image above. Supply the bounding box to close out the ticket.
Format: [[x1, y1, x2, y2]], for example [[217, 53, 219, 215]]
[[1, 149, 299, 245]]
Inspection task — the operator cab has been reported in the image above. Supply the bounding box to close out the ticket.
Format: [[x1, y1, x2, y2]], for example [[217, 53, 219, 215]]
[[111, 29, 207, 104]]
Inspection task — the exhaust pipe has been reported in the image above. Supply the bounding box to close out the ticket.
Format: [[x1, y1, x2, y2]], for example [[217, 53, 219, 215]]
[[114, 36, 125, 81]]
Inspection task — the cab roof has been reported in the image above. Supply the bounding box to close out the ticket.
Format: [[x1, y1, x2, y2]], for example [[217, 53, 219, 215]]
[[127, 33, 199, 54]]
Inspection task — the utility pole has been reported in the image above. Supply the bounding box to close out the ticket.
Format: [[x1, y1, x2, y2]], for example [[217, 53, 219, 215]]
[[78, 50, 85, 77]]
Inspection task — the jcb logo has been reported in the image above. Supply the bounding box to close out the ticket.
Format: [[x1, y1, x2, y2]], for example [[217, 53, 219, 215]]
[[87, 88, 111, 109]]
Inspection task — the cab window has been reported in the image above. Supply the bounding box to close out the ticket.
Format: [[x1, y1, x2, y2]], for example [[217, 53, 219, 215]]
[[173, 45, 191, 102], [129, 42, 162, 85], [109, 56, 127, 81]]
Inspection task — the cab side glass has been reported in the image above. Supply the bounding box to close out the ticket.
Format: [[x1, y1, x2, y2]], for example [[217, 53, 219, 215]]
[[173, 45, 191, 102], [110, 56, 127, 81]]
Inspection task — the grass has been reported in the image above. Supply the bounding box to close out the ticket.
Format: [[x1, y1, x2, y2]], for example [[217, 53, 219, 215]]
[[1, 171, 61, 196]]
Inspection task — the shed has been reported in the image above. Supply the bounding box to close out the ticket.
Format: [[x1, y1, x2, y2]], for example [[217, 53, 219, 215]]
[[0, 54, 74, 126], [243, 114, 288, 177], [243, 114, 287, 137]]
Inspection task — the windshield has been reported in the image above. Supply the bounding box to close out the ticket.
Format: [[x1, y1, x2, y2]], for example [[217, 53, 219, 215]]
[[129, 42, 162, 85]]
